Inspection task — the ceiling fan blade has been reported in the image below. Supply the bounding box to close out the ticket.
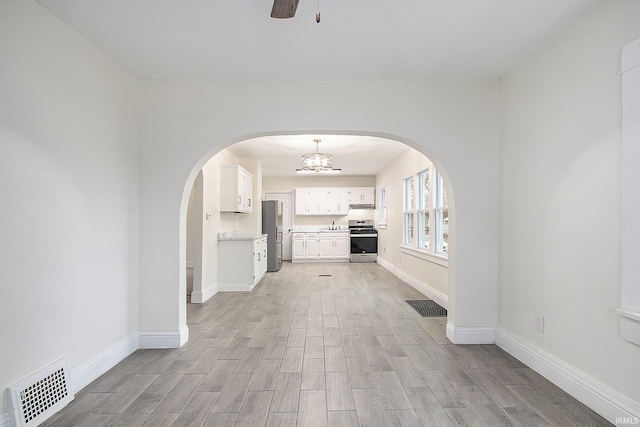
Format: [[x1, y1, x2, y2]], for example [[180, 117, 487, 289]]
[[271, 0, 300, 18]]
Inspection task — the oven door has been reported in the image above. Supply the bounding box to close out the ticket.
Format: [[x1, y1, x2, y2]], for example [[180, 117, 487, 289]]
[[350, 233, 378, 262]]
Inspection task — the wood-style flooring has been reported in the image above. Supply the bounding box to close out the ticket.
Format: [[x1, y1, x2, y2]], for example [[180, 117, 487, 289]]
[[44, 262, 611, 426]]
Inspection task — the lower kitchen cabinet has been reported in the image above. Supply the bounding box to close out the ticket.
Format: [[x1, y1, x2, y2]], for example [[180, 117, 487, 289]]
[[292, 231, 350, 262], [218, 235, 268, 291]]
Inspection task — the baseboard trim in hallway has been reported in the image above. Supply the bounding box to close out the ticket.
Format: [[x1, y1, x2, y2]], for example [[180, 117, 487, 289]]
[[495, 328, 640, 424], [70, 332, 140, 393], [138, 326, 189, 349], [376, 256, 448, 309], [446, 324, 496, 344]]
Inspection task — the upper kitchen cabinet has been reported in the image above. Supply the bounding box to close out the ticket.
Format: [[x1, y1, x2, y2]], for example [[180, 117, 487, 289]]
[[349, 187, 375, 209], [220, 165, 253, 213], [295, 188, 349, 215]]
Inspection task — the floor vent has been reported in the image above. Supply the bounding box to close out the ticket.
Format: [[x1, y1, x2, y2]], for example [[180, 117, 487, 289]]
[[406, 300, 448, 317], [8, 358, 75, 427]]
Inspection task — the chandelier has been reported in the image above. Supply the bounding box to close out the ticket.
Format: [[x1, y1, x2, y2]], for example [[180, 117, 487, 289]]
[[296, 139, 341, 174]]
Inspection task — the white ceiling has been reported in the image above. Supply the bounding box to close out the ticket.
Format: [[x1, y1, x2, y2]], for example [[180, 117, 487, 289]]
[[226, 135, 411, 177], [35, 0, 599, 81], [33, 0, 599, 176]]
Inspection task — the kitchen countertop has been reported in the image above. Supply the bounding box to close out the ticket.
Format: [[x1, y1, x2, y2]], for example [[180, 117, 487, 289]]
[[292, 228, 349, 233], [218, 232, 268, 241]]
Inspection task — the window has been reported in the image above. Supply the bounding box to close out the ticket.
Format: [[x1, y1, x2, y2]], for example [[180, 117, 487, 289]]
[[402, 167, 448, 260], [378, 186, 387, 227], [434, 170, 449, 254], [418, 169, 430, 249], [403, 176, 414, 245]]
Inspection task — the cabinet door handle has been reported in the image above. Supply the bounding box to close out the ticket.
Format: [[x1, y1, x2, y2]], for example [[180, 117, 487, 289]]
[[248, 198, 251, 206], [264, 249, 266, 257], [239, 195, 241, 205], [257, 252, 260, 261]]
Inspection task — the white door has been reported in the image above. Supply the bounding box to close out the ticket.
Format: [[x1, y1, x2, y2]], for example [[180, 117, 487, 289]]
[[265, 192, 293, 261]]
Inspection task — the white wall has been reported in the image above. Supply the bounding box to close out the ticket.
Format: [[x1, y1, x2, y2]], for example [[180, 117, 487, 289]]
[[376, 149, 448, 299], [137, 78, 500, 340], [0, 0, 139, 416], [499, 0, 640, 413]]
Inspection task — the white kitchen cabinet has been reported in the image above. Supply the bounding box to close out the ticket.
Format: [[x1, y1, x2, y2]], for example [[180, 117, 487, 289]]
[[256, 236, 268, 278], [348, 187, 375, 208], [305, 233, 320, 259], [334, 235, 350, 259], [292, 233, 306, 259], [294, 190, 309, 215], [295, 188, 349, 215], [291, 231, 350, 262], [318, 235, 335, 259], [218, 235, 267, 291], [326, 189, 349, 215], [295, 188, 323, 215], [220, 165, 253, 213]]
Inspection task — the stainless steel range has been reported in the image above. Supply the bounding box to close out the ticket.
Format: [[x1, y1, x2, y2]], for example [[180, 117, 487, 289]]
[[348, 220, 378, 263]]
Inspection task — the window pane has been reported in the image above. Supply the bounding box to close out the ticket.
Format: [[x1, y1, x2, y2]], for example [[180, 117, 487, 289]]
[[406, 177, 414, 211], [436, 172, 448, 209], [418, 210, 429, 249], [405, 212, 414, 245], [419, 169, 429, 210], [436, 208, 449, 253]]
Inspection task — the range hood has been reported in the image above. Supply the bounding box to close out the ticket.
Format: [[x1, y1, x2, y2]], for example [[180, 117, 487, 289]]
[[349, 202, 375, 210]]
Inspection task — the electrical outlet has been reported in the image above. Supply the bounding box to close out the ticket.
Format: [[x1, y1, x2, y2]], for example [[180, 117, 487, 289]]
[[535, 314, 545, 333]]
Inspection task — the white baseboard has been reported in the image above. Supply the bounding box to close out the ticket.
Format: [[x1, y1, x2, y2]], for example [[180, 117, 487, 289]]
[[139, 326, 189, 349], [191, 283, 218, 303], [218, 282, 260, 292], [446, 323, 496, 344], [0, 328, 191, 426], [377, 256, 448, 309], [495, 328, 640, 424], [70, 332, 140, 392], [0, 333, 141, 427]]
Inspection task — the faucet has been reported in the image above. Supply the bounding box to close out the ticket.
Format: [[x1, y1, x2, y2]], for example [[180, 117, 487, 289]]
[[331, 221, 335, 230]]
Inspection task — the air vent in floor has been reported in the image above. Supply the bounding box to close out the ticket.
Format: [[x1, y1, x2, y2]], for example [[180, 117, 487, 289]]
[[8, 358, 75, 427]]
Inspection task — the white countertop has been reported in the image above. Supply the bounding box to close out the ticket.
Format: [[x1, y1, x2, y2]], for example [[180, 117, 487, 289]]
[[292, 227, 349, 233], [218, 231, 268, 241]]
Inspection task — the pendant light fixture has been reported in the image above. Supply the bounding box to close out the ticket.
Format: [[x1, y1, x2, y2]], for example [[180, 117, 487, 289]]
[[296, 139, 341, 174]]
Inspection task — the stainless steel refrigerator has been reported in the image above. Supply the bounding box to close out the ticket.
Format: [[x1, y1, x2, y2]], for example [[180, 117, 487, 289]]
[[261, 200, 283, 272]]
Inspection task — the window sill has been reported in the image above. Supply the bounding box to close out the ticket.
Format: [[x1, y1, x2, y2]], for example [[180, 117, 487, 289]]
[[400, 245, 448, 267]]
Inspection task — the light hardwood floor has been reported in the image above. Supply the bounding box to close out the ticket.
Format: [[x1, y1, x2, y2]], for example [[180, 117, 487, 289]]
[[44, 262, 611, 426]]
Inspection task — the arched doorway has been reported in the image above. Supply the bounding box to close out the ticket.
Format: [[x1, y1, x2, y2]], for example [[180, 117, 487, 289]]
[[180, 132, 456, 344]]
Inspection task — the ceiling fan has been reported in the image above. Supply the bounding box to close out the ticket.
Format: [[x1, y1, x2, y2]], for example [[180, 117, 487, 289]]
[[270, 0, 300, 18]]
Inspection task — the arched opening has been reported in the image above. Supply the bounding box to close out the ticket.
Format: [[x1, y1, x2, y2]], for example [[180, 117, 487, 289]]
[[179, 132, 456, 344]]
